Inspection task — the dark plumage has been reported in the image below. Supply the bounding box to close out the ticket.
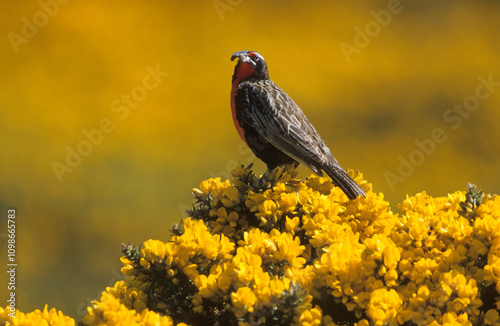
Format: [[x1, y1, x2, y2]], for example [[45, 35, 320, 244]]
[[230, 51, 365, 199]]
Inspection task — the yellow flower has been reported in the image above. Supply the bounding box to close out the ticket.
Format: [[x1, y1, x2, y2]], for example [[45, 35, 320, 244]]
[[405, 211, 429, 242], [285, 216, 301, 235], [231, 287, 257, 318], [104, 280, 148, 312], [314, 223, 365, 302], [252, 269, 272, 303], [278, 235, 306, 268], [306, 176, 334, 195], [366, 288, 402, 325], [140, 309, 174, 326], [280, 192, 298, 213], [79, 280, 173, 326], [233, 247, 264, 285], [195, 264, 224, 299], [0, 305, 75, 326], [173, 218, 234, 266], [269, 278, 289, 297], [194, 177, 231, 206], [342, 191, 396, 240], [440, 312, 472, 326], [484, 309, 500, 326], [298, 306, 323, 326], [363, 234, 401, 270], [141, 239, 168, 262], [246, 189, 279, 212], [221, 185, 240, 207], [218, 263, 233, 292], [255, 199, 281, 225]]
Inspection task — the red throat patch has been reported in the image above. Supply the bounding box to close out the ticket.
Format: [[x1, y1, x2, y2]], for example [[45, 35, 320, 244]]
[[235, 62, 256, 82], [230, 61, 256, 145], [230, 82, 247, 144]]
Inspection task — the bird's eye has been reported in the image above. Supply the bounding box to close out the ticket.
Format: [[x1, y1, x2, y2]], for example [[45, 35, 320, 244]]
[[249, 52, 259, 61]]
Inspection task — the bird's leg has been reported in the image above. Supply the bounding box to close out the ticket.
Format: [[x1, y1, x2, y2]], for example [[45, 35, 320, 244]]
[[259, 165, 288, 188], [258, 169, 273, 189]]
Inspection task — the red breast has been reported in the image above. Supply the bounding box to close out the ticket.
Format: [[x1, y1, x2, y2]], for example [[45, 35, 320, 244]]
[[230, 62, 256, 145]]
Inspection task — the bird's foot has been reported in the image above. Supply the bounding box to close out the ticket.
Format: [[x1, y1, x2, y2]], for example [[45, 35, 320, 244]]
[[258, 168, 275, 189]]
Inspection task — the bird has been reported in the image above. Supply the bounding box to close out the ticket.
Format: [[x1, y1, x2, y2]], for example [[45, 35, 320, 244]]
[[230, 50, 365, 200]]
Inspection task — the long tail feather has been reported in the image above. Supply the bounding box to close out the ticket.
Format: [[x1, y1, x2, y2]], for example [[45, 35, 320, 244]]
[[324, 165, 365, 200]]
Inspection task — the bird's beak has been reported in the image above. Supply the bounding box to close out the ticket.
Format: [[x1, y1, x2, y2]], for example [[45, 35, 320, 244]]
[[231, 51, 250, 62]]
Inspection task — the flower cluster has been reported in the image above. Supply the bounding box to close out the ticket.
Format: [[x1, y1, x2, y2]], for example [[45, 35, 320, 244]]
[[80, 279, 175, 326], [2, 165, 499, 326], [0, 305, 74, 326]]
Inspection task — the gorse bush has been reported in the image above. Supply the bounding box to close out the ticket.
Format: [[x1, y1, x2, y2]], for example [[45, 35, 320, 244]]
[[2, 164, 499, 326]]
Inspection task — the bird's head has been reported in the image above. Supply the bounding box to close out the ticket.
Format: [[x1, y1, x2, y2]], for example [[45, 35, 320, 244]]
[[231, 51, 270, 83]]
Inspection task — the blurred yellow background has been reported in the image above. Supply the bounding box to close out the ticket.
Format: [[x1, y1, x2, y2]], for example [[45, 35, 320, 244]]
[[0, 0, 499, 320]]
